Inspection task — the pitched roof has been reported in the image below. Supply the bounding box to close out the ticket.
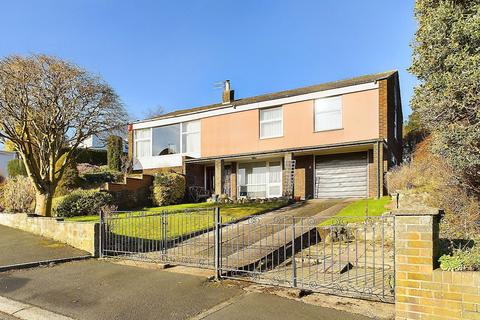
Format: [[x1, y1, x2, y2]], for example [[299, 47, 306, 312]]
[[135, 70, 398, 123]]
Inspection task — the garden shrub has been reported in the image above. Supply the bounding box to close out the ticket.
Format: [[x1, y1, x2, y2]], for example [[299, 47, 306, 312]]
[[7, 159, 27, 177], [54, 189, 113, 217], [0, 176, 35, 213], [152, 173, 186, 206], [386, 138, 480, 243], [73, 148, 107, 166], [439, 247, 480, 271], [107, 135, 123, 171], [55, 155, 81, 196], [80, 165, 123, 186]]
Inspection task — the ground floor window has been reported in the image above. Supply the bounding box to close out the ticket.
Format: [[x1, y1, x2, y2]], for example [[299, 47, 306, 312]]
[[238, 161, 282, 198]]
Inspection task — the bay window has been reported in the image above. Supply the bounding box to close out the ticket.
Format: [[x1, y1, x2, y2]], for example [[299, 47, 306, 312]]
[[314, 96, 342, 131], [260, 107, 283, 139]]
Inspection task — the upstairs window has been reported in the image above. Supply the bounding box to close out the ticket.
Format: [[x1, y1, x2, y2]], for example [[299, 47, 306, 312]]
[[182, 120, 200, 155], [314, 96, 342, 132], [152, 124, 180, 156], [260, 107, 283, 139], [134, 128, 151, 158]]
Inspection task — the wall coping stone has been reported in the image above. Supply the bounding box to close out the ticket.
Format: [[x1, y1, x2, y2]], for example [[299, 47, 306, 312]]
[[391, 209, 441, 216]]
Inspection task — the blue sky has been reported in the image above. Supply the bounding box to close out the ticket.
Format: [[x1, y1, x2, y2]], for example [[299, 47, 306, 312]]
[[0, 0, 417, 122]]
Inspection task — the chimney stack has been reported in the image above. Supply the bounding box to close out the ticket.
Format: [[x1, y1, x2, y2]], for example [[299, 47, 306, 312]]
[[222, 80, 234, 104]]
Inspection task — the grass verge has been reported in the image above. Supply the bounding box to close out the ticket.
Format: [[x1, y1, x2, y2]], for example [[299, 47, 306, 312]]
[[319, 196, 392, 226]]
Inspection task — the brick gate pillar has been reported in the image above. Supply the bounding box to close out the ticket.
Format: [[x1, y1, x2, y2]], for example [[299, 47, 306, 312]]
[[394, 209, 441, 319]]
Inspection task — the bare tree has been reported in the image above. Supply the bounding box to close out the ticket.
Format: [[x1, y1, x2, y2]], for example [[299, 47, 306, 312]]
[[143, 104, 165, 119], [0, 55, 127, 216]]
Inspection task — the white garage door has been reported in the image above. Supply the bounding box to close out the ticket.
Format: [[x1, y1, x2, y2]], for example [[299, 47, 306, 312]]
[[315, 152, 368, 199]]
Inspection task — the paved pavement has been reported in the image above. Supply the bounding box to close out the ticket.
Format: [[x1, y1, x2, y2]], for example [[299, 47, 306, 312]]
[[0, 259, 373, 320], [0, 225, 89, 267]]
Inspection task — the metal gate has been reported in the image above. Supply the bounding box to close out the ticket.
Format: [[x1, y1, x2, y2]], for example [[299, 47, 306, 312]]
[[218, 214, 395, 303], [99, 208, 395, 302], [99, 208, 218, 268]]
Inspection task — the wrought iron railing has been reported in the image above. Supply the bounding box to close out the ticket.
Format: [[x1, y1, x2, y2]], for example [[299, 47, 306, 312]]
[[99, 208, 395, 302]]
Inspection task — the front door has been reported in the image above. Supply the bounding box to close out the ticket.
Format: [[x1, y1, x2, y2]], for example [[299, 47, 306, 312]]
[[205, 166, 215, 195]]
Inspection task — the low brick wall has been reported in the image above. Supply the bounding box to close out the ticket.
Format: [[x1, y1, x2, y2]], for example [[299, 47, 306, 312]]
[[0, 213, 97, 256], [394, 210, 480, 319]]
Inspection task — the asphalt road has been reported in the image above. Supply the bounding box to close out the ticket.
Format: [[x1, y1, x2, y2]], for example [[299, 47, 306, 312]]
[[0, 260, 373, 320], [0, 225, 89, 267]]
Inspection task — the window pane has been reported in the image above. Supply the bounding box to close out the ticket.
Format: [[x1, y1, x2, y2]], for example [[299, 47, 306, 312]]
[[315, 96, 342, 131], [260, 120, 282, 138], [135, 140, 150, 158], [152, 124, 180, 156], [182, 120, 200, 133], [268, 162, 281, 183], [134, 128, 150, 140], [315, 112, 341, 131], [269, 185, 281, 196], [315, 96, 342, 112], [239, 162, 267, 197], [260, 107, 282, 121], [182, 132, 200, 154]]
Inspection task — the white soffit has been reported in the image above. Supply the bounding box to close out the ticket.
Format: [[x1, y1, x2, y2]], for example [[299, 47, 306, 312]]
[[133, 82, 379, 130]]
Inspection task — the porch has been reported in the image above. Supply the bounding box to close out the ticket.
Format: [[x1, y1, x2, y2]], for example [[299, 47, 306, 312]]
[[184, 140, 388, 200]]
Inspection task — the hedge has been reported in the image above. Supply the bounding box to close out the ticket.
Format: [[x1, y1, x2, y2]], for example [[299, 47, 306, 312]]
[[107, 135, 124, 171], [54, 189, 113, 217]]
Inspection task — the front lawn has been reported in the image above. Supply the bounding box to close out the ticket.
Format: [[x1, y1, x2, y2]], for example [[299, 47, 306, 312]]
[[319, 196, 392, 226], [66, 200, 289, 239]]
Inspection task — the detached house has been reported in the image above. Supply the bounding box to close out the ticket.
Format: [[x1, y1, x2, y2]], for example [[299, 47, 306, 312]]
[[128, 71, 402, 200]]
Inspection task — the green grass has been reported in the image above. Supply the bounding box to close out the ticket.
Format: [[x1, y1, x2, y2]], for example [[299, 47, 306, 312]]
[[66, 201, 288, 239], [319, 196, 392, 226]]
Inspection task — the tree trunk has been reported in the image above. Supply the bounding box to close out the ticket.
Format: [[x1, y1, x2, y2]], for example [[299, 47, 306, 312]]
[[35, 192, 53, 217]]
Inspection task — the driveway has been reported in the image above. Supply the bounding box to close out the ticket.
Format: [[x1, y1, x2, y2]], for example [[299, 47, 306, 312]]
[[0, 225, 89, 267], [0, 259, 373, 320], [152, 199, 353, 268]]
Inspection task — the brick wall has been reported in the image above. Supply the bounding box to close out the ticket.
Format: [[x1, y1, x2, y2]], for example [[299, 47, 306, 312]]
[[185, 163, 204, 188], [104, 175, 154, 209], [127, 128, 133, 160], [379, 79, 388, 140], [394, 210, 480, 319], [368, 144, 386, 198], [368, 149, 377, 198]]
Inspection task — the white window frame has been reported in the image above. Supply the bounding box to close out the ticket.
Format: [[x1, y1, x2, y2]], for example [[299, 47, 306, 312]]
[[133, 128, 152, 158], [259, 106, 283, 139], [181, 120, 201, 155], [314, 96, 343, 132], [135, 121, 203, 159], [266, 161, 282, 197], [237, 160, 283, 198]]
